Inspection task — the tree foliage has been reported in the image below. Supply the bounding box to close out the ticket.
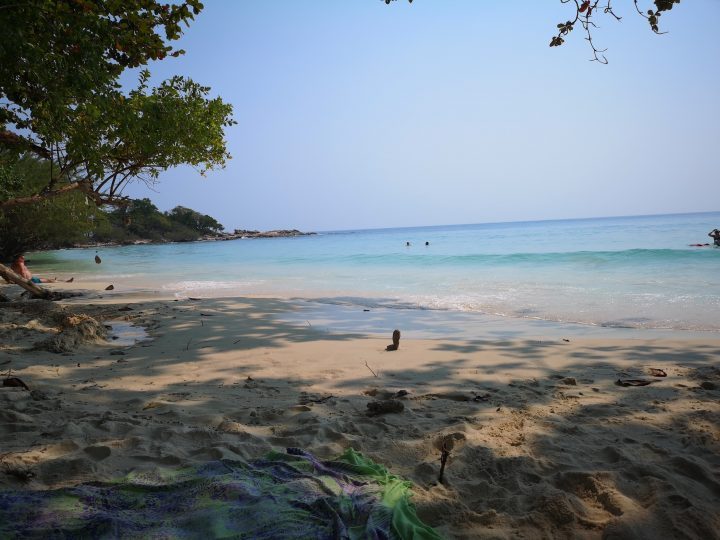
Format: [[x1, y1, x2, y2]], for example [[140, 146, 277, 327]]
[[94, 199, 224, 244], [384, 0, 681, 64], [549, 0, 681, 63], [167, 206, 224, 236], [99, 198, 178, 243], [0, 152, 227, 259], [0, 0, 235, 208], [0, 154, 106, 260]]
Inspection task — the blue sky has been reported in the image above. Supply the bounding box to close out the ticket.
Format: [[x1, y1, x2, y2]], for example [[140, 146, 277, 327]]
[[126, 1, 720, 232]]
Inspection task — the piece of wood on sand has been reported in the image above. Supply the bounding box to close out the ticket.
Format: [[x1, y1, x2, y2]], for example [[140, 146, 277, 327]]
[[0, 262, 52, 299]]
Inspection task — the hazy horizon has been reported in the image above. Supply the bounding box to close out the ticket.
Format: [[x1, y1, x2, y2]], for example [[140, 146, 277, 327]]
[[267, 209, 720, 235]]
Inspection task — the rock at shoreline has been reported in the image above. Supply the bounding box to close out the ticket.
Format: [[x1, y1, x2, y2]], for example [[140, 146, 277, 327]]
[[198, 229, 316, 241], [227, 229, 316, 240]]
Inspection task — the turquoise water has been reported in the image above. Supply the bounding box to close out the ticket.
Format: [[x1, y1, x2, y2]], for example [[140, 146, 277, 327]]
[[30, 212, 720, 332]]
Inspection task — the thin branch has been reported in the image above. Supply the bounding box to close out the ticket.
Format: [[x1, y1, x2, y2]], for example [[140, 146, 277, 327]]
[[364, 361, 379, 378], [603, 0, 622, 21], [632, 0, 646, 18], [583, 17, 608, 63]]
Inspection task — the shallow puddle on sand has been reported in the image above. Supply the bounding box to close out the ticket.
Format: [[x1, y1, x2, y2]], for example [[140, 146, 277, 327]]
[[107, 321, 150, 346]]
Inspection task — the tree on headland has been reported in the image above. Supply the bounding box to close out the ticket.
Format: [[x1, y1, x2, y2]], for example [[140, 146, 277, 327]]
[[167, 206, 224, 236], [0, 0, 235, 296], [0, 189, 228, 262], [94, 198, 178, 244], [384, 0, 681, 64], [95, 199, 224, 243]]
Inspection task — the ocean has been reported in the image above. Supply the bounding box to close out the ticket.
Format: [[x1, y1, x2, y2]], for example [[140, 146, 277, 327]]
[[28, 212, 720, 335]]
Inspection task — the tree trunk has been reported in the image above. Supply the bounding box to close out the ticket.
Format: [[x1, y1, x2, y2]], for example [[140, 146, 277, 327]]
[[0, 262, 51, 299]]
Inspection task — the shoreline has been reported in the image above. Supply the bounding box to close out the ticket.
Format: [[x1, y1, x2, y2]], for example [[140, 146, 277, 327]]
[[24, 211, 720, 336], [1, 285, 719, 537], [14, 279, 719, 339]]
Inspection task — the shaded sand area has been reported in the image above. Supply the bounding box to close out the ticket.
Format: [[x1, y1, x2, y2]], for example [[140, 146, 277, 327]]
[[1, 287, 719, 538]]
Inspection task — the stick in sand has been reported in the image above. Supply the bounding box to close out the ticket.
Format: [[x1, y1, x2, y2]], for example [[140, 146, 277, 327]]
[[364, 361, 379, 378], [438, 436, 454, 483]]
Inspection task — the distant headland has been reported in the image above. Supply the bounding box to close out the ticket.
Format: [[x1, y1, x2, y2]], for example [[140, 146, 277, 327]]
[[0, 192, 316, 256], [201, 229, 316, 241], [80, 228, 316, 248]]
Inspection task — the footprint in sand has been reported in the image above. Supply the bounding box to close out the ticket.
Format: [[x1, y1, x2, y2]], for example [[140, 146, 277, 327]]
[[289, 404, 312, 412], [555, 471, 630, 517], [83, 445, 112, 461], [665, 493, 692, 509], [538, 493, 577, 526], [669, 456, 720, 497]]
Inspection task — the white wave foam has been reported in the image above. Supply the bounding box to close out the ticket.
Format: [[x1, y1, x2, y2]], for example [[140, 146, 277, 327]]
[[162, 280, 266, 296]]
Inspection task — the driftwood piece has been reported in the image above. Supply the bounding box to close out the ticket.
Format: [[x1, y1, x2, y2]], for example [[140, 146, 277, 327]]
[[616, 379, 653, 387], [3, 377, 30, 391], [0, 262, 51, 299]]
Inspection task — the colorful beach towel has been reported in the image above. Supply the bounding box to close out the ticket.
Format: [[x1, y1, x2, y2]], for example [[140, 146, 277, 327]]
[[0, 448, 441, 539]]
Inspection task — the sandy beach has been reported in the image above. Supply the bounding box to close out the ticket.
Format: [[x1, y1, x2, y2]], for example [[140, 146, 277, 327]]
[[1, 282, 719, 539], [2, 0, 718, 537]]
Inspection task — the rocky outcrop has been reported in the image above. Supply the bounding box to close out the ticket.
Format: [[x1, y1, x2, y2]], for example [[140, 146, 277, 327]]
[[200, 229, 316, 241], [235, 229, 315, 238]]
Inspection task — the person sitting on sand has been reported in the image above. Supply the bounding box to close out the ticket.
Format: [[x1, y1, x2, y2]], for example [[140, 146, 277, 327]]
[[708, 229, 720, 247], [10, 255, 72, 283]]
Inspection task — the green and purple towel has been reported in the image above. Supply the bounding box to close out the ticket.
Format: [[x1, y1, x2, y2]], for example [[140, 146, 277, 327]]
[[0, 448, 441, 539]]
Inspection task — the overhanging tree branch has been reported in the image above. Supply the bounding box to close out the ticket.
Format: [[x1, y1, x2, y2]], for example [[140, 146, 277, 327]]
[[0, 182, 83, 208], [1, 75, 234, 209], [384, 0, 681, 63]]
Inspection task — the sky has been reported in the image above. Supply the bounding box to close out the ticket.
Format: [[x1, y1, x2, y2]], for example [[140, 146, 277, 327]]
[[125, 1, 720, 232]]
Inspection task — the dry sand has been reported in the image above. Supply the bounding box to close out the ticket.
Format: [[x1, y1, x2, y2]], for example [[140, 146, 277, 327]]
[[1, 284, 719, 539]]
